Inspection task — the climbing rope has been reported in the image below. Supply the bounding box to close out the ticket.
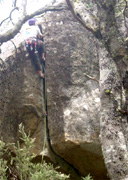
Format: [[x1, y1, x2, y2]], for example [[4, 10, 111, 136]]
[[42, 61, 47, 162], [25, 41, 47, 161]]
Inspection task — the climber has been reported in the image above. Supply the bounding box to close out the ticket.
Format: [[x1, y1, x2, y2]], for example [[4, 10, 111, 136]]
[[24, 18, 46, 78]]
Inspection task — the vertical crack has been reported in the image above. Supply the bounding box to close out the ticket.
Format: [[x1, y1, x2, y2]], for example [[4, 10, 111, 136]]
[[42, 63, 81, 180]]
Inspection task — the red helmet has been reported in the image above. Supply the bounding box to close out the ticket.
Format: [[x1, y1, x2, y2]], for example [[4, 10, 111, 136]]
[[28, 18, 36, 25]]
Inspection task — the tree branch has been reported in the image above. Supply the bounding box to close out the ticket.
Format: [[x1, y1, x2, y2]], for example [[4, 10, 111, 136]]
[[13, 0, 17, 7], [84, 73, 99, 83], [0, 5, 66, 44], [0, 7, 19, 26], [118, 109, 128, 115], [65, 0, 102, 39]]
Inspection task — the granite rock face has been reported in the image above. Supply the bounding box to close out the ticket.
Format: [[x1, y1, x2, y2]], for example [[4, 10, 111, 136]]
[[0, 44, 45, 154], [0, 1, 108, 179], [44, 8, 107, 179]]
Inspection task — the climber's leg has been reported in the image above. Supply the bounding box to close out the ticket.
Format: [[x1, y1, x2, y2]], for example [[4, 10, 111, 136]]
[[37, 40, 46, 61], [29, 53, 44, 78]]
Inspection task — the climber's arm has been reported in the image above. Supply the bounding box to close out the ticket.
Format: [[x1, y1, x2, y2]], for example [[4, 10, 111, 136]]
[[36, 27, 44, 40]]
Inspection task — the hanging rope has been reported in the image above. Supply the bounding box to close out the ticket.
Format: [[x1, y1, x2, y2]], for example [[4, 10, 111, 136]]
[[41, 61, 47, 163]]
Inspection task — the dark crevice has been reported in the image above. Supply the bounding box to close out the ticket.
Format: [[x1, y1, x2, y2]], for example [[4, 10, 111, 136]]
[[46, 121, 81, 179], [42, 61, 81, 180], [94, 29, 103, 40]]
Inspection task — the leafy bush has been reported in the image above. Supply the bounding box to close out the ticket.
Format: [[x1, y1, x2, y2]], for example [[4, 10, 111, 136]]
[[82, 174, 93, 180], [0, 124, 93, 180], [0, 124, 69, 180], [0, 140, 8, 180]]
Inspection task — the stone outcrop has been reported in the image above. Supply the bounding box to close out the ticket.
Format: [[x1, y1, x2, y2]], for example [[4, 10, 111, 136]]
[[0, 1, 109, 179], [45, 7, 108, 180], [0, 42, 45, 153], [66, 1, 128, 179]]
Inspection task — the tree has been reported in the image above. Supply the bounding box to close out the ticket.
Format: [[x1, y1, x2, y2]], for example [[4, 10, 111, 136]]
[[65, 0, 128, 179], [0, 0, 65, 45]]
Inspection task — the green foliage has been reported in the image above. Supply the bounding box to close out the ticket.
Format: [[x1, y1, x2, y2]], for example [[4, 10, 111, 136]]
[[0, 160, 7, 180], [11, 124, 36, 180], [83, 1, 93, 9], [0, 140, 9, 179], [0, 124, 93, 180], [106, 89, 110, 93], [89, 2, 93, 7], [0, 124, 69, 180], [115, 0, 126, 18], [30, 163, 68, 180], [0, 150, 7, 179], [82, 174, 93, 180]]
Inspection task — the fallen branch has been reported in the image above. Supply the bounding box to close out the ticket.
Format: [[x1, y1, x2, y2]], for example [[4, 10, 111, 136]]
[[118, 109, 128, 115], [84, 73, 99, 83]]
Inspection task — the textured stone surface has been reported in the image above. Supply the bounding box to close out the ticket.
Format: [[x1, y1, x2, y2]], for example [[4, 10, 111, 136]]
[[42, 5, 108, 179], [0, 42, 45, 154], [67, 0, 128, 179], [0, 1, 109, 179]]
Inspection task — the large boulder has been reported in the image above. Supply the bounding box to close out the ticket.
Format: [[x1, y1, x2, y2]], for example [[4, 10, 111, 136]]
[[0, 1, 108, 179], [44, 6, 107, 180]]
